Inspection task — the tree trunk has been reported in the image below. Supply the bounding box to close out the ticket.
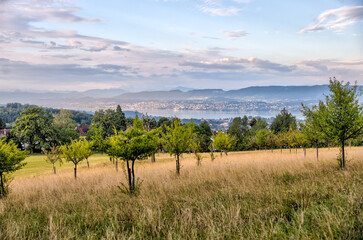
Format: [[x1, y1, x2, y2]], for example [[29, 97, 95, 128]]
[[53, 164, 56, 174], [349, 140, 351, 150], [116, 158, 118, 172], [74, 166, 77, 180], [126, 160, 132, 192], [176, 154, 180, 175], [295, 148, 297, 154], [342, 141, 346, 169], [87, 158, 89, 168], [0, 173, 5, 197], [316, 145, 319, 161], [113, 157, 115, 165], [220, 151, 223, 157], [109, 157, 112, 162], [280, 147, 282, 154], [303, 147, 306, 158], [131, 160, 135, 193], [289, 146, 291, 153], [151, 153, 156, 163]]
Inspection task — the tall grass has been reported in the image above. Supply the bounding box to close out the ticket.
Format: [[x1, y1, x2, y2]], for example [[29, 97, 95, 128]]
[[0, 147, 362, 239]]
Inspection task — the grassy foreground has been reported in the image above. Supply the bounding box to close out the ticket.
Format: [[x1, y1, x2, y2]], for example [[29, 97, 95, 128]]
[[0, 148, 362, 239]]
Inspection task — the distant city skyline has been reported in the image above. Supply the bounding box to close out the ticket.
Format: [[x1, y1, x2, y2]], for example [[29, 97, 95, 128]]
[[1, 0, 362, 91]]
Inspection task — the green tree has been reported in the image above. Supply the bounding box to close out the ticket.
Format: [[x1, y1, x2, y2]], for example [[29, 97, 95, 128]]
[[0, 117, 5, 129], [44, 146, 62, 174], [303, 78, 363, 169], [11, 107, 55, 153], [270, 108, 297, 133], [256, 129, 269, 149], [193, 121, 213, 152], [228, 116, 249, 150], [91, 106, 127, 138], [162, 119, 193, 175], [61, 139, 88, 179], [0, 140, 28, 197], [213, 131, 231, 157], [53, 109, 80, 145], [109, 117, 158, 193]]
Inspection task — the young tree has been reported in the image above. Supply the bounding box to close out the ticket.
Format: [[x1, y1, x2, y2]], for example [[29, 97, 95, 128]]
[[0, 140, 28, 197], [61, 139, 87, 179], [81, 140, 93, 168], [109, 117, 158, 193], [191, 133, 203, 166], [213, 131, 231, 157], [303, 78, 363, 169], [44, 146, 62, 174], [162, 119, 193, 175]]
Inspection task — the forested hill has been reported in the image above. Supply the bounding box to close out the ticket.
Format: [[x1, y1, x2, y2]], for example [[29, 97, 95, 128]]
[[0, 103, 93, 125]]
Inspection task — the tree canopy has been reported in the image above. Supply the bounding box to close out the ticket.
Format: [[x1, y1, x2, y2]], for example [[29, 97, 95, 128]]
[[270, 108, 297, 133], [0, 139, 28, 197], [11, 107, 55, 153]]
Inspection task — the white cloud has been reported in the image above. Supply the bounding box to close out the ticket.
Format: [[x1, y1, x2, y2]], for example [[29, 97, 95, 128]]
[[300, 5, 363, 33], [223, 30, 248, 39]]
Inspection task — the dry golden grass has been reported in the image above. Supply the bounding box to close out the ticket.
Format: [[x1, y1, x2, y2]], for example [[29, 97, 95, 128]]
[[1, 147, 362, 239]]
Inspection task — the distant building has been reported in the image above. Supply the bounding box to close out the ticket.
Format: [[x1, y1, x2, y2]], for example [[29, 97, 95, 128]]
[[75, 125, 90, 137], [0, 129, 11, 138]]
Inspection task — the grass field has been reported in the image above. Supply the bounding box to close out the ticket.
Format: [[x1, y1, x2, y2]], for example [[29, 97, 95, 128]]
[[1, 147, 362, 239]]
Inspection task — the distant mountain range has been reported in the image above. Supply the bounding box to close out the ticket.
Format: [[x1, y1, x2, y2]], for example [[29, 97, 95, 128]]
[[1, 85, 361, 114]]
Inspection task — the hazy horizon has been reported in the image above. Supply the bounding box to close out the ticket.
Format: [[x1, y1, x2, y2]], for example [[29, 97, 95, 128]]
[[1, 0, 362, 92]]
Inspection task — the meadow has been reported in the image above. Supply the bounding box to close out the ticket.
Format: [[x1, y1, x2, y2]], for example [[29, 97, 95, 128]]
[[0, 147, 362, 239]]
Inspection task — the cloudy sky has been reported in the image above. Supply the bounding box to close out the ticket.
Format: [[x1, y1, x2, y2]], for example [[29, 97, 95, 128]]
[[0, 0, 362, 92]]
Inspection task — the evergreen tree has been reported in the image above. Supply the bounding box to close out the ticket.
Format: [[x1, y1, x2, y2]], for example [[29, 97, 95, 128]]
[[270, 108, 297, 133]]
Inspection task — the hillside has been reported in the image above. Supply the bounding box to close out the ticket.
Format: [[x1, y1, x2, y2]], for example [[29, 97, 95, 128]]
[[2, 148, 362, 239]]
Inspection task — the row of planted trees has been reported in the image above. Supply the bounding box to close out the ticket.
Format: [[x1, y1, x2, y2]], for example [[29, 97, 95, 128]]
[[0, 78, 362, 197]]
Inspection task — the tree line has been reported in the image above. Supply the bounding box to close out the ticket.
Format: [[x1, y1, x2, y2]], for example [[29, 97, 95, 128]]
[[0, 78, 362, 197]]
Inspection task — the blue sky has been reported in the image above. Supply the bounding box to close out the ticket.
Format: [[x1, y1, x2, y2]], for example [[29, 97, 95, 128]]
[[0, 0, 362, 91]]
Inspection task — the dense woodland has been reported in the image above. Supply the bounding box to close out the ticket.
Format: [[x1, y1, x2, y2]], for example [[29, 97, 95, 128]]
[[0, 103, 93, 126]]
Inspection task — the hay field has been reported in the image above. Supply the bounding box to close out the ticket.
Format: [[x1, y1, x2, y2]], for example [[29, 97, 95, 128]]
[[1, 147, 362, 239]]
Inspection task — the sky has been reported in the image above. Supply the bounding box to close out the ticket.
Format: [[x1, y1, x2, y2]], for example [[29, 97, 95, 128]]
[[0, 0, 362, 92]]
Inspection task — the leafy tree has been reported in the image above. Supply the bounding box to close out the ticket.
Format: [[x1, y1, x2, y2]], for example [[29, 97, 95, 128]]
[[303, 78, 363, 169], [157, 117, 172, 134], [265, 132, 278, 151], [162, 119, 193, 175], [270, 108, 297, 133], [44, 146, 62, 174], [91, 105, 127, 138], [228, 116, 249, 150], [250, 118, 268, 134], [81, 140, 93, 168], [0, 140, 28, 197], [299, 116, 323, 160], [11, 107, 55, 153], [88, 125, 108, 154], [213, 131, 231, 157], [249, 117, 257, 128], [0, 117, 5, 129], [53, 109, 79, 145], [61, 139, 88, 179], [109, 116, 159, 193], [193, 121, 213, 152], [256, 129, 269, 149], [191, 128, 203, 166]]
